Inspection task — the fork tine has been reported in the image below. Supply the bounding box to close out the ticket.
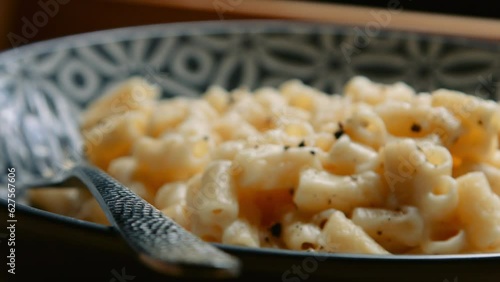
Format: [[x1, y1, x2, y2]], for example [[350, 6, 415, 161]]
[[21, 115, 60, 178], [0, 89, 16, 182], [0, 92, 34, 181], [27, 84, 71, 163], [25, 83, 61, 134], [4, 123, 32, 181], [0, 139, 7, 199], [28, 81, 83, 164], [50, 90, 84, 163], [2, 77, 242, 277]]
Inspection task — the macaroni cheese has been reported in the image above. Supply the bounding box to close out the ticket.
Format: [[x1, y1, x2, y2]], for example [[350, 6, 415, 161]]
[[29, 76, 500, 255]]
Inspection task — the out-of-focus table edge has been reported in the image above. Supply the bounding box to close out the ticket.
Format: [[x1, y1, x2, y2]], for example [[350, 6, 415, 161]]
[[1, 0, 499, 52], [111, 0, 500, 41], [1, 0, 259, 52], [0, 0, 18, 51]]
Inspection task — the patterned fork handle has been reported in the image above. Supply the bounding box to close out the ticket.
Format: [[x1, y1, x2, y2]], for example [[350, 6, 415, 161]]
[[68, 163, 240, 278]]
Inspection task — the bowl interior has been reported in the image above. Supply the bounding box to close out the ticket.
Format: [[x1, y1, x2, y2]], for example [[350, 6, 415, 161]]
[[1, 20, 498, 111]]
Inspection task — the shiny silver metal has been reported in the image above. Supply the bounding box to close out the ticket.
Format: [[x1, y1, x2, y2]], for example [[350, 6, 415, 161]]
[[0, 83, 240, 278]]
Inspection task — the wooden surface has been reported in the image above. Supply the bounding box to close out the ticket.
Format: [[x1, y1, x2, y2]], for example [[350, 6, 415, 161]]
[[0, 0, 262, 51], [0, 0, 17, 50], [1, 0, 499, 52], [121, 0, 500, 40]]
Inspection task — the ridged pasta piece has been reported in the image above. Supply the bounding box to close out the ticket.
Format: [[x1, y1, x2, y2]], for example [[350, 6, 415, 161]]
[[294, 168, 384, 215], [214, 111, 259, 141], [324, 135, 379, 175], [375, 102, 461, 147], [344, 76, 414, 105], [382, 138, 453, 207], [222, 219, 260, 247], [233, 144, 322, 191], [453, 161, 500, 196], [281, 212, 322, 251], [343, 105, 387, 150], [432, 89, 500, 161], [319, 210, 389, 254], [253, 87, 289, 114], [186, 161, 239, 242], [83, 110, 150, 170], [132, 133, 214, 190], [456, 172, 500, 251], [280, 79, 331, 113], [81, 77, 159, 130], [421, 230, 467, 255], [155, 182, 187, 210], [419, 175, 458, 221], [161, 203, 191, 230], [203, 85, 231, 113], [148, 98, 189, 137], [351, 206, 424, 253]]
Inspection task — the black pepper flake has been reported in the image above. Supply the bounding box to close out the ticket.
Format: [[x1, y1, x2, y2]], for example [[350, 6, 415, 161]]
[[411, 123, 421, 133], [203, 136, 209, 141], [334, 130, 344, 139], [289, 188, 294, 196], [310, 150, 316, 155], [334, 123, 344, 139], [478, 119, 483, 125], [270, 223, 282, 238], [254, 145, 259, 149], [284, 145, 290, 151], [298, 140, 306, 147], [264, 236, 270, 243], [377, 231, 383, 236], [350, 176, 358, 181]]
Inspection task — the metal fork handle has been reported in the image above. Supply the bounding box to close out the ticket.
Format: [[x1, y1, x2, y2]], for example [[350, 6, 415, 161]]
[[68, 163, 240, 278]]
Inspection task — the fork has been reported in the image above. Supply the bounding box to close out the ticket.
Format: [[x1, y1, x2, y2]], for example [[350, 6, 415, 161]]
[[0, 83, 240, 278]]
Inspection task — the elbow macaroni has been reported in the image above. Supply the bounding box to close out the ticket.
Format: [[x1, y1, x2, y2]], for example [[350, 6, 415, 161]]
[[29, 75, 500, 255]]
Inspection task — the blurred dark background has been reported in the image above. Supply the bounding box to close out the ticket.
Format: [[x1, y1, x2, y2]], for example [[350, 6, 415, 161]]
[[317, 0, 498, 19], [1, 0, 499, 52]]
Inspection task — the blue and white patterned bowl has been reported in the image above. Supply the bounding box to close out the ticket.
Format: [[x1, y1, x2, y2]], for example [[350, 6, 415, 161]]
[[0, 20, 499, 281], [1, 21, 498, 107]]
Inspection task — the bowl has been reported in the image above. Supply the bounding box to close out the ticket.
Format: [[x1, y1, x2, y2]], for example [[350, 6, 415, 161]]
[[0, 20, 499, 282]]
